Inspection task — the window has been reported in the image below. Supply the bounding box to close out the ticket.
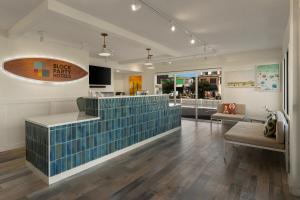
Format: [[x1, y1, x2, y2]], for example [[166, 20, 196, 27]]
[[210, 78, 217, 84]]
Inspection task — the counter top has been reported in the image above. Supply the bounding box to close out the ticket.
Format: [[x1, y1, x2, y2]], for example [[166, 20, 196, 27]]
[[85, 94, 169, 99], [26, 112, 100, 128], [168, 103, 181, 107]]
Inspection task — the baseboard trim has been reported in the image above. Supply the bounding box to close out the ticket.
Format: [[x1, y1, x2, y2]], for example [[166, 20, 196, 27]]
[[0, 142, 25, 152], [27, 126, 181, 185]]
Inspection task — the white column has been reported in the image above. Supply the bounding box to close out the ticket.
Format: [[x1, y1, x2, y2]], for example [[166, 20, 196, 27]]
[[174, 74, 176, 105], [195, 75, 198, 121], [288, 0, 300, 196]]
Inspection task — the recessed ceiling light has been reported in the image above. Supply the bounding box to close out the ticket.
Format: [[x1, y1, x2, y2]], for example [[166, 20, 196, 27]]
[[116, 69, 120, 73], [168, 61, 172, 64]]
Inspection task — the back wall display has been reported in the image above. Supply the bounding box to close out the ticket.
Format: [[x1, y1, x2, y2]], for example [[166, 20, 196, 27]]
[[3, 58, 88, 83], [256, 64, 280, 91], [129, 75, 142, 95]]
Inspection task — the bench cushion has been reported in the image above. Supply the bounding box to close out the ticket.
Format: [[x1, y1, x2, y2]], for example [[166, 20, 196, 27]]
[[276, 111, 287, 144], [212, 113, 245, 121], [224, 121, 284, 150]]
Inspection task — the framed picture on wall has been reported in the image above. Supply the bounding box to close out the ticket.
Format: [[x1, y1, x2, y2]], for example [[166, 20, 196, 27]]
[[256, 64, 280, 92]]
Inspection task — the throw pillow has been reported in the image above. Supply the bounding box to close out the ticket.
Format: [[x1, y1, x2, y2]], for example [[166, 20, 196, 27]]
[[264, 113, 277, 137], [223, 103, 236, 114]]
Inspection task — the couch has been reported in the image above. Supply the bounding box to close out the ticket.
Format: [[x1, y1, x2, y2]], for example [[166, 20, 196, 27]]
[[210, 103, 246, 130], [223, 111, 289, 171]]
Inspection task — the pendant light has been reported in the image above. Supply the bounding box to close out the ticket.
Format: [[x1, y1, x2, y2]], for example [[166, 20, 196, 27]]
[[99, 33, 112, 57], [144, 48, 154, 69]]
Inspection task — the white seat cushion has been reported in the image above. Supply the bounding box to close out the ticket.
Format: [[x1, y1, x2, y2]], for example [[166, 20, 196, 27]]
[[212, 113, 245, 121], [224, 121, 285, 150]]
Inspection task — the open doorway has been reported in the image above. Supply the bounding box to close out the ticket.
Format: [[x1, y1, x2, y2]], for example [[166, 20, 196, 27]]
[[155, 69, 222, 120]]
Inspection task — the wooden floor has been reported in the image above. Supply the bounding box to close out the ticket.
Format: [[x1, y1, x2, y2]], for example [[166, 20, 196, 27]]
[[0, 119, 298, 200]]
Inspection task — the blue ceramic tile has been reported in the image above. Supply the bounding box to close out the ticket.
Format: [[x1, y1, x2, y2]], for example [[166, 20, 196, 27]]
[[50, 146, 55, 161], [31, 96, 181, 177], [50, 162, 56, 176], [67, 156, 72, 170], [50, 131, 55, 145], [55, 159, 62, 174], [67, 141, 72, 155]]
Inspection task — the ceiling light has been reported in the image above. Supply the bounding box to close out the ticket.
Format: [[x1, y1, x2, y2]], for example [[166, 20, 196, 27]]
[[99, 33, 112, 57], [171, 25, 176, 32], [190, 37, 195, 45], [168, 61, 172, 64], [131, 0, 141, 11], [147, 66, 155, 70], [144, 62, 153, 66], [144, 48, 154, 68], [116, 69, 120, 73]]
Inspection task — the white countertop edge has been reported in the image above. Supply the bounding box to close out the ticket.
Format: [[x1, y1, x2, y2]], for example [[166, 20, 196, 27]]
[[85, 94, 169, 99], [26, 112, 100, 128]]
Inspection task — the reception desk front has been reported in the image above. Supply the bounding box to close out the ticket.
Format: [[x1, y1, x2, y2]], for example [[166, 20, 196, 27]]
[[25, 95, 181, 184]]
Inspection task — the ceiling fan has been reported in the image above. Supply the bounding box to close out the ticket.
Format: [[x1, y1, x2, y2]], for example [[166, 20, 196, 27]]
[[99, 33, 112, 57], [144, 48, 154, 69]]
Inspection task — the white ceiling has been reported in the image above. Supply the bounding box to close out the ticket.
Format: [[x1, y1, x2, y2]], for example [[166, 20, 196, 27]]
[[0, 0, 289, 68]]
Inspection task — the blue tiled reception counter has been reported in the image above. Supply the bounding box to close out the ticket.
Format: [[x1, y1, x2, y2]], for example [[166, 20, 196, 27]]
[[25, 95, 181, 184]]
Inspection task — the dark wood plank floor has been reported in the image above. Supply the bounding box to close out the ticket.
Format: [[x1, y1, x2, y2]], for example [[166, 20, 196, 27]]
[[0, 119, 298, 200]]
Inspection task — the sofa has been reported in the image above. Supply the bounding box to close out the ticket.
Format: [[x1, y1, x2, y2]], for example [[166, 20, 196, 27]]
[[211, 103, 246, 129], [223, 111, 289, 171]]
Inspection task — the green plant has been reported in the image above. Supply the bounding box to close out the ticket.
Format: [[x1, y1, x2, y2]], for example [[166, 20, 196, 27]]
[[162, 79, 174, 93]]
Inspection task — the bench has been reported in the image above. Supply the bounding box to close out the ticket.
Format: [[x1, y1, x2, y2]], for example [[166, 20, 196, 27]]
[[211, 103, 246, 130], [223, 111, 289, 171]]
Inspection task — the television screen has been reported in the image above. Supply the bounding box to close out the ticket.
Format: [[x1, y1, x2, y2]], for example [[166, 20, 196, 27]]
[[89, 65, 111, 85]]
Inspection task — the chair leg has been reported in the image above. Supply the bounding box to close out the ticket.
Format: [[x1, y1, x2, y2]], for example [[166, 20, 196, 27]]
[[223, 140, 227, 164], [210, 118, 213, 134], [224, 140, 233, 166]]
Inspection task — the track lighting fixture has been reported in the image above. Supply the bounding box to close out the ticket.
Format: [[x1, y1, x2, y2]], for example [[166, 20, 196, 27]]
[[131, 0, 141, 11], [190, 36, 195, 45], [170, 21, 176, 32], [171, 25, 176, 32]]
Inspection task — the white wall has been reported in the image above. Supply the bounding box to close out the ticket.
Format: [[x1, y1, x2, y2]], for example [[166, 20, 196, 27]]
[[141, 48, 282, 117], [0, 36, 89, 152], [222, 66, 281, 118], [89, 57, 143, 94], [113, 72, 125, 92], [284, 0, 300, 196]]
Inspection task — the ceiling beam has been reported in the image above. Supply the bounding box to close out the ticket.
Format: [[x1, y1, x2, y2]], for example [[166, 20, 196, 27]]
[[47, 0, 181, 57], [7, 0, 48, 38]]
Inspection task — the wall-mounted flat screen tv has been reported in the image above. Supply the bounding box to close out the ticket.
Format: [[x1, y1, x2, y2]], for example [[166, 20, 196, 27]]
[[89, 65, 111, 85]]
